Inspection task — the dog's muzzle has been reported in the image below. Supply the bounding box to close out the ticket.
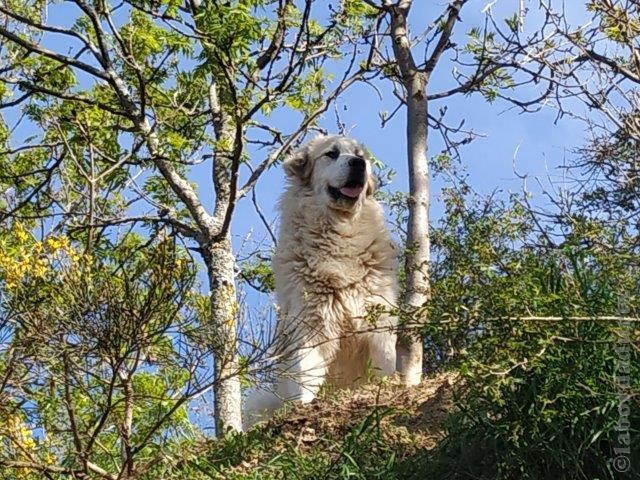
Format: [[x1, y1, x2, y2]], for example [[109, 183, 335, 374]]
[[328, 155, 366, 202]]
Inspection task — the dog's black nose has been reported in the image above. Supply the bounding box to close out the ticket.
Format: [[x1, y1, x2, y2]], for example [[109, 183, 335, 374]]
[[349, 156, 365, 170]]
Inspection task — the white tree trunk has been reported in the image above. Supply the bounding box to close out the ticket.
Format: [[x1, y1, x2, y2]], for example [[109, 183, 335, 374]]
[[390, 2, 430, 386], [397, 70, 430, 386], [205, 238, 242, 432]]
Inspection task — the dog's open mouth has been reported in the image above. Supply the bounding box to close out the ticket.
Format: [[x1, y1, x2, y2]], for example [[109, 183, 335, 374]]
[[328, 181, 364, 201]]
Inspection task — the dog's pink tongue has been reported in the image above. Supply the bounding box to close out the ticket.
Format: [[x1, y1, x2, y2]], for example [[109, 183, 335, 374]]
[[339, 185, 363, 198]]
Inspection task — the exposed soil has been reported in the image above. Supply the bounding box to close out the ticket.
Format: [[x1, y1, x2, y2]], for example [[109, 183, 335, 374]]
[[262, 371, 459, 453], [202, 372, 460, 477]]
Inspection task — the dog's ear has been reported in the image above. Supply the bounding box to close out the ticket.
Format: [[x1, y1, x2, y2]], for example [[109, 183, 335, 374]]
[[366, 173, 378, 197], [283, 146, 312, 183]]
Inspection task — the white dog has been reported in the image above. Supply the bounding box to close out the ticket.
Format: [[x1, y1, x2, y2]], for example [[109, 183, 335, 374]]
[[244, 135, 398, 427]]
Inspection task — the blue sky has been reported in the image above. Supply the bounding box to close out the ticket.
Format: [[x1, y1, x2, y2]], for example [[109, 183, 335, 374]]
[[2, 1, 596, 302], [3, 0, 593, 259], [198, 2, 601, 368], [226, 0, 591, 275], [1, 0, 603, 434]]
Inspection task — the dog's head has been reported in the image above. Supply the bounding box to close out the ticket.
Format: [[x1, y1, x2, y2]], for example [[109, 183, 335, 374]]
[[283, 135, 377, 213]]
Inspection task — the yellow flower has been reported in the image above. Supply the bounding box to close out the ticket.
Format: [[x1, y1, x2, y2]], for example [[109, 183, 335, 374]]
[[7, 415, 36, 451], [15, 261, 29, 277], [15, 224, 29, 243], [33, 261, 48, 278], [46, 237, 66, 251], [19, 426, 36, 450]]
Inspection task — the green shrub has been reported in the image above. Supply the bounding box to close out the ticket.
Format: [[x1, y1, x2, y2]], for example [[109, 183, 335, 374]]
[[404, 188, 640, 479]]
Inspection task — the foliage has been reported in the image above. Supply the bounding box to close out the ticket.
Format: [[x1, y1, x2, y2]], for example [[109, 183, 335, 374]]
[[587, 0, 640, 43], [398, 171, 639, 478], [181, 406, 401, 480], [576, 114, 640, 248], [240, 256, 275, 293], [201, 170, 640, 479], [0, 0, 383, 433], [417, 326, 640, 479], [1, 0, 639, 478], [0, 231, 202, 479]]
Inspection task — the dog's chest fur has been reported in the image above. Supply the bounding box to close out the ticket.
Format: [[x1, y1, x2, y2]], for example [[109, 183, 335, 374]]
[[274, 194, 397, 330]]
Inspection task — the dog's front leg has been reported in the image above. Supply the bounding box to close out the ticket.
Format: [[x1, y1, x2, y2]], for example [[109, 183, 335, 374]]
[[276, 338, 338, 403], [367, 330, 397, 377], [366, 312, 397, 377]]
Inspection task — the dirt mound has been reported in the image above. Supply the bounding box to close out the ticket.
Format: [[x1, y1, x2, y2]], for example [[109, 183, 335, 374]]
[[262, 371, 459, 452], [204, 372, 460, 478]]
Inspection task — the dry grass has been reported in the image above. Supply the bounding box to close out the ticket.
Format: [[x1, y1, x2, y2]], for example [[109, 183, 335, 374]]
[[261, 371, 458, 453], [195, 372, 460, 478]]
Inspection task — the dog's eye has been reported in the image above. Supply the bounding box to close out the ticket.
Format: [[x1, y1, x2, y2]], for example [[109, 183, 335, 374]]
[[325, 149, 340, 160]]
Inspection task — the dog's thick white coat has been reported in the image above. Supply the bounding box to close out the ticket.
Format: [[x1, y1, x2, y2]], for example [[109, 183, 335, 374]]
[[244, 136, 398, 427]]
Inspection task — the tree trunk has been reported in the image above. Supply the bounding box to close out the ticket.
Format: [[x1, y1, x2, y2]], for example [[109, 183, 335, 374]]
[[206, 78, 243, 432], [397, 70, 430, 386], [137, 114, 243, 431], [390, 2, 431, 386], [204, 237, 242, 432]]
